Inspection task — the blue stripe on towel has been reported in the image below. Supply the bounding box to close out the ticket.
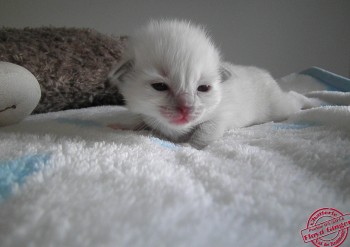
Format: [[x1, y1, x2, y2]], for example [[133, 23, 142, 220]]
[[150, 137, 178, 149], [272, 123, 314, 130], [300, 67, 350, 92], [0, 153, 51, 202]]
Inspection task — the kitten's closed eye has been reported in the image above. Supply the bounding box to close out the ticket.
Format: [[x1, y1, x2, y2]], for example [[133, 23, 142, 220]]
[[197, 85, 211, 92], [151, 82, 169, 91], [152, 82, 211, 93]]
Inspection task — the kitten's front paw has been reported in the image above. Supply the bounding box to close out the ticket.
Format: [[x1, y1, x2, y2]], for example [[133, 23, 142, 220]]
[[106, 111, 147, 131], [188, 139, 209, 150], [107, 122, 148, 131], [107, 123, 126, 130], [188, 120, 225, 149], [178, 142, 196, 149]]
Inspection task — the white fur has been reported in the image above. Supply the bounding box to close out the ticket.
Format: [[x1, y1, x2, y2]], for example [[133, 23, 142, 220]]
[[109, 20, 316, 148]]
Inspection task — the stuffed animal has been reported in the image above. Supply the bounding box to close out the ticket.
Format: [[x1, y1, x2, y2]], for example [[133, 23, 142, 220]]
[[0, 62, 41, 126], [0, 27, 125, 114]]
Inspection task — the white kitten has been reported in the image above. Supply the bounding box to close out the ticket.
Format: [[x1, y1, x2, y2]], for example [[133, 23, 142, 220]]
[[108, 20, 317, 148]]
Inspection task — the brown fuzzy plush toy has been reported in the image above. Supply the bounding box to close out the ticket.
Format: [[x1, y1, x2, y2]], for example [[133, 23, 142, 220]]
[[0, 27, 126, 114]]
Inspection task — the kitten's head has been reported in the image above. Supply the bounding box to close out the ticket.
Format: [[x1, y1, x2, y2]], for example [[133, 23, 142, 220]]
[[111, 20, 224, 135]]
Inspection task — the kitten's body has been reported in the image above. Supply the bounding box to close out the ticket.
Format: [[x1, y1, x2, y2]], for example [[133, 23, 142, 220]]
[[108, 20, 317, 148]]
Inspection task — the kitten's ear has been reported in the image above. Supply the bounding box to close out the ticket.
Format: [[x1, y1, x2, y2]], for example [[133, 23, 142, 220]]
[[105, 38, 135, 87], [219, 62, 235, 82], [106, 59, 134, 87]]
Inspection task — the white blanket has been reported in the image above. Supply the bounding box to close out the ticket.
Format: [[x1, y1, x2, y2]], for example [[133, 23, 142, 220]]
[[1, 69, 349, 247]]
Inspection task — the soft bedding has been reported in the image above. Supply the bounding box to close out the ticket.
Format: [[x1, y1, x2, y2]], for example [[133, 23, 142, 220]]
[[0, 68, 349, 247]]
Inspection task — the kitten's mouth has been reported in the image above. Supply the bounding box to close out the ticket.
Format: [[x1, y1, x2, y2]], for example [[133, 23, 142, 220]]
[[160, 106, 194, 125], [170, 115, 190, 125]]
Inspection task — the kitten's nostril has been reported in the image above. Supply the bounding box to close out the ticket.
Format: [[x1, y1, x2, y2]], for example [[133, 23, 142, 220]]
[[177, 106, 191, 115]]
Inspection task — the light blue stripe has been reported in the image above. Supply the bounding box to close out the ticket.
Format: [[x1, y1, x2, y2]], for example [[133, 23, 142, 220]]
[[272, 123, 315, 130], [150, 137, 178, 149], [0, 153, 51, 202], [300, 67, 350, 92]]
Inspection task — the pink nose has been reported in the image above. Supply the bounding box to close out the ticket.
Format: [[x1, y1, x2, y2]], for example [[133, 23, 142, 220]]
[[177, 106, 191, 116]]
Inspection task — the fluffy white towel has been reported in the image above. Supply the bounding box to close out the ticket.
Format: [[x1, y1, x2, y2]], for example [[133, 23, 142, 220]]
[[0, 68, 349, 247]]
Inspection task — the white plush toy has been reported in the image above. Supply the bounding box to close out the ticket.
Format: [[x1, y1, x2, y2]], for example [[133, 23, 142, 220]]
[[0, 62, 41, 126]]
